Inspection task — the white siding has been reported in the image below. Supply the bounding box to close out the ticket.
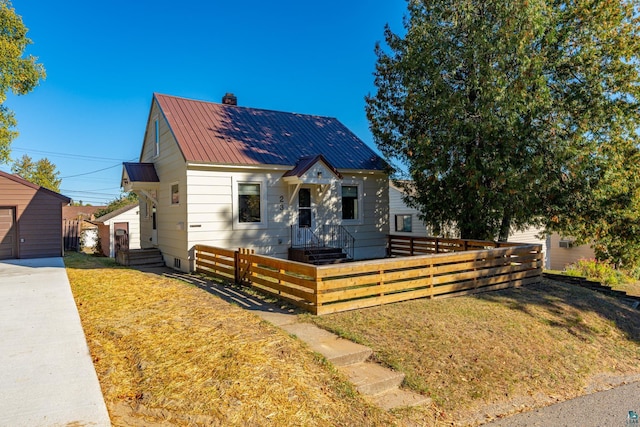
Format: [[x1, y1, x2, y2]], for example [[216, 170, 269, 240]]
[[388, 184, 429, 237], [101, 206, 141, 257], [548, 233, 596, 271], [185, 167, 389, 265], [139, 100, 188, 269]]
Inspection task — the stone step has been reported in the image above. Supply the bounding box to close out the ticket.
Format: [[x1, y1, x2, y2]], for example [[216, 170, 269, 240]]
[[369, 387, 432, 410], [280, 322, 372, 366], [338, 361, 405, 395]]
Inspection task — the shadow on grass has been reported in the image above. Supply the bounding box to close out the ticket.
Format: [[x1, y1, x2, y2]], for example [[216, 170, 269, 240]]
[[475, 280, 640, 343]]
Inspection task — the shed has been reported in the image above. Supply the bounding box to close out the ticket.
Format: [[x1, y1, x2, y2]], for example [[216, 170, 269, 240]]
[[93, 203, 141, 257], [0, 170, 71, 259]]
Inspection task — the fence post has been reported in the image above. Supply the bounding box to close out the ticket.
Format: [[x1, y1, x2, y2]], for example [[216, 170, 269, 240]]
[[234, 249, 240, 285]]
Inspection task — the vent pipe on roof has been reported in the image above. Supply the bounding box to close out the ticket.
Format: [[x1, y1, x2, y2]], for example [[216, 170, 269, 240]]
[[222, 93, 237, 106]]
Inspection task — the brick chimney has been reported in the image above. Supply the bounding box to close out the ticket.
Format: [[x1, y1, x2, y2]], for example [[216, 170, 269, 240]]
[[222, 93, 237, 106]]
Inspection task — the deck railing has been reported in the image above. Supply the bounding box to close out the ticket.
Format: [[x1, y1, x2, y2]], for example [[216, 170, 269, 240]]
[[194, 237, 542, 315], [291, 224, 355, 260]]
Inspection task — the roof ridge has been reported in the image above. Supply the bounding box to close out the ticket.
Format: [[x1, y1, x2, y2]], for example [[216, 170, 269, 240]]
[[153, 92, 338, 121]]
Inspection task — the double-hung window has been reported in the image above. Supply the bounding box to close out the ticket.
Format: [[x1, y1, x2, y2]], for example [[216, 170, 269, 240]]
[[238, 183, 261, 223], [341, 182, 363, 224], [233, 178, 267, 229]]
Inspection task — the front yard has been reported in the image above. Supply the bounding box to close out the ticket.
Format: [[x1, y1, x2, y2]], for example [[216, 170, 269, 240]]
[[307, 278, 640, 425], [65, 253, 640, 426]]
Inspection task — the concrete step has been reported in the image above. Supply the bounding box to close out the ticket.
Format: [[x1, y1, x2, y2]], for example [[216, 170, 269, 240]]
[[280, 322, 372, 366], [338, 361, 404, 395], [369, 387, 432, 411]]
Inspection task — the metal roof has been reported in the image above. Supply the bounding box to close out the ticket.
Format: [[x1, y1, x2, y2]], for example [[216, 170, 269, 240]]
[[154, 93, 386, 171], [282, 154, 343, 179], [123, 162, 160, 183]]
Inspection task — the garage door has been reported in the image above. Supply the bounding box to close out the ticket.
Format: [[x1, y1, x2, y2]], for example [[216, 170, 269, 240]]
[[0, 207, 17, 259]]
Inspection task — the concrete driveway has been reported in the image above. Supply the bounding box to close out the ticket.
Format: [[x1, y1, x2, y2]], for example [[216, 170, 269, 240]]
[[0, 257, 110, 427]]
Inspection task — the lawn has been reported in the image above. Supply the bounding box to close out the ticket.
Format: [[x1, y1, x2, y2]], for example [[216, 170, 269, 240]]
[[307, 279, 640, 425], [64, 253, 426, 426], [65, 252, 640, 426]]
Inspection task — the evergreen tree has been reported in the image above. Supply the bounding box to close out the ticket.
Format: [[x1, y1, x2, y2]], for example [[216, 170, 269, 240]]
[[366, 0, 640, 247], [11, 153, 61, 192]]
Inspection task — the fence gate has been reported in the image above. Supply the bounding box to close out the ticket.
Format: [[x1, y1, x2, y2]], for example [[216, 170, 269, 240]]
[[63, 219, 81, 251], [235, 248, 254, 285]]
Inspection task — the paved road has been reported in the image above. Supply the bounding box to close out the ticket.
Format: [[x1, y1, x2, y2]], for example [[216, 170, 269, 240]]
[[485, 381, 640, 426]]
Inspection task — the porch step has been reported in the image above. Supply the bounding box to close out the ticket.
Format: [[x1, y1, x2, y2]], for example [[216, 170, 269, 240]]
[[280, 322, 372, 366], [304, 248, 348, 265], [338, 361, 404, 395], [118, 248, 165, 267], [279, 321, 430, 410]]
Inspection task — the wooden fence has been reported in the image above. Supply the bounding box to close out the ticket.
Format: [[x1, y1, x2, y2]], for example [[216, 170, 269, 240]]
[[194, 238, 543, 315], [63, 219, 81, 251], [387, 235, 522, 256]]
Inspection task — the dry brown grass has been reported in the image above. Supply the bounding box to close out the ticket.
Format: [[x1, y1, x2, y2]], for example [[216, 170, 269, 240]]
[[65, 253, 427, 426], [307, 279, 640, 426]]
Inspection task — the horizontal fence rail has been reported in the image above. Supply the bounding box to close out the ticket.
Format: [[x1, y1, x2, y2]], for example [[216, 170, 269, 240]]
[[194, 238, 543, 315]]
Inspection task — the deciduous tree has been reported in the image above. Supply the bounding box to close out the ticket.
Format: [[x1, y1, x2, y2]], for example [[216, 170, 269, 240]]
[[0, 1, 45, 164]]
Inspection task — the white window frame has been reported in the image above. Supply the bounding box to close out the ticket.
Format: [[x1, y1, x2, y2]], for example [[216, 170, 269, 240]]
[[341, 180, 363, 225], [232, 177, 268, 230], [170, 182, 180, 206], [153, 117, 160, 158]]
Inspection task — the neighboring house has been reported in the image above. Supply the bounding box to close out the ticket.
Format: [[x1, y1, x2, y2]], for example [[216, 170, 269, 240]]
[[93, 203, 141, 258], [547, 234, 596, 271], [0, 170, 70, 259], [389, 181, 430, 237], [122, 93, 389, 272], [389, 180, 555, 268], [62, 205, 106, 222]]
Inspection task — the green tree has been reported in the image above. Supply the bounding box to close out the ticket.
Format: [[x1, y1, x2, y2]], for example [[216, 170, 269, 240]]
[[366, 0, 640, 246], [94, 192, 138, 218], [0, 1, 45, 164], [11, 153, 61, 192]]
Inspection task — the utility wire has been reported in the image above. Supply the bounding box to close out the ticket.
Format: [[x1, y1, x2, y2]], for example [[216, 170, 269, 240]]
[[12, 147, 132, 162]]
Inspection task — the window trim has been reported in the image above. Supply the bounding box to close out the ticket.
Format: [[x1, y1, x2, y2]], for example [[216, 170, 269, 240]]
[[232, 177, 268, 230], [170, 182, 180, 206], [341, 180, 363, 225], [395, 213, 413, 232]]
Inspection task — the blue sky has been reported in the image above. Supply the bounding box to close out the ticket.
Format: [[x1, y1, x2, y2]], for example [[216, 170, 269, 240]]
[[2, 1, 406, 205]]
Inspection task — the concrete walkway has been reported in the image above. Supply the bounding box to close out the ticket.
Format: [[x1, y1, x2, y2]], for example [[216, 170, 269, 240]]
[[0, 257, 111, 427]]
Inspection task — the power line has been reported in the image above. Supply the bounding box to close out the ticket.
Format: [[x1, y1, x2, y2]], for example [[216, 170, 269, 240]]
[[59, 157, 137, 179], [11, 147, 133, 162]]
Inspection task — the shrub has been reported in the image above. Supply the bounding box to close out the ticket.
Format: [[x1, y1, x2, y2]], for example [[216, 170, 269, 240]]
[[565, 258, 630, 286]]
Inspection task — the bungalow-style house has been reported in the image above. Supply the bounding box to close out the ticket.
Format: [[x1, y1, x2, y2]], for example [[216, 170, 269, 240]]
[[0, 170, 70, 259], [93, 203, 141, 257], [122, 93, 389, 272]]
